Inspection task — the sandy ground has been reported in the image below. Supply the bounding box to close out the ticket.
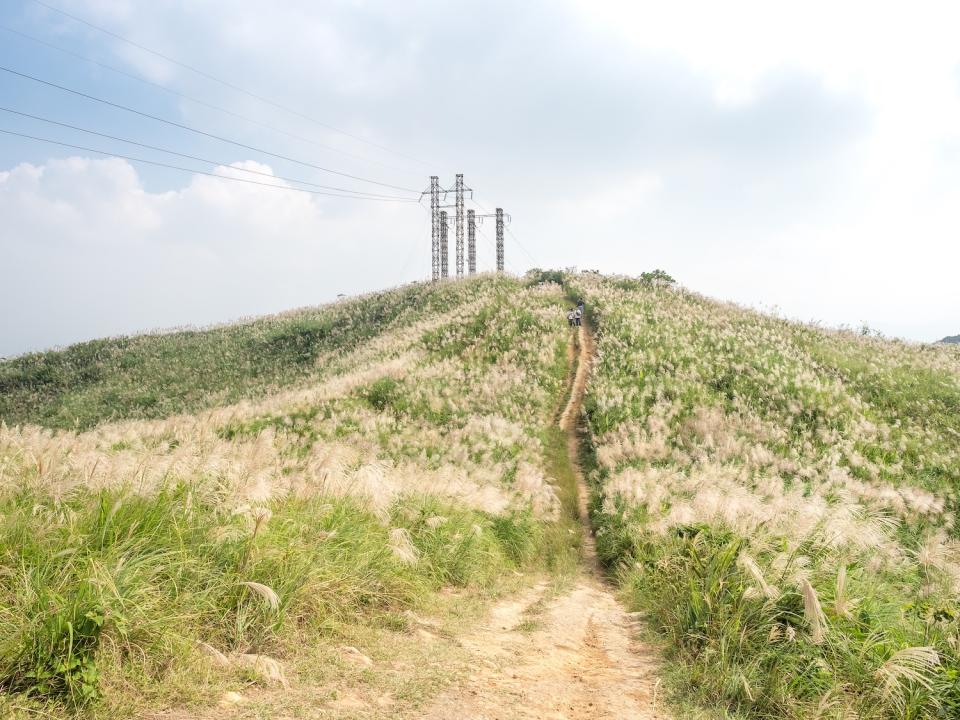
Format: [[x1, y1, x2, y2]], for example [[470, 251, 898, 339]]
[[418, 575, 666, 720]]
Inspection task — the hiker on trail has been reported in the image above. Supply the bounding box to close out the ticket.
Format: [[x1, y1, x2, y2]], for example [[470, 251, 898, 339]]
[[577, 298, 585, 314], [574, 306, 582, 327], [567, 308, 575, 327]]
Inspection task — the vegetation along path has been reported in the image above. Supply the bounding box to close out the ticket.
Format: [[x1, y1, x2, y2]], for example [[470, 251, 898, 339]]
[[421, 324, 668, 720]]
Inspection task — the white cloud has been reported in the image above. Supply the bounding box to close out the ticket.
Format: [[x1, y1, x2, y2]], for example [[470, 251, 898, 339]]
[[0, 156, 427, 355], [3, 157, 164, 246], [3, 0, 958, 350], [570, 1, 960, 100], [576, 173, 662, 222]]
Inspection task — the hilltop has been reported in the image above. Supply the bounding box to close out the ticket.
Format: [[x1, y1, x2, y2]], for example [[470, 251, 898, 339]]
[[942, 334, 960, 344], [1, 272, 959, 720]]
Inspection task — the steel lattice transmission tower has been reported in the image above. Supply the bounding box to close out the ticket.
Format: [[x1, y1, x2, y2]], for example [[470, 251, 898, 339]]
[[454, 174, 465, 278], [467, 209, 476, 274], [495, 207, 504, 273], [422, 174, 488, 280], [440, 210, 449, 278], [429, 176, 441, 282]]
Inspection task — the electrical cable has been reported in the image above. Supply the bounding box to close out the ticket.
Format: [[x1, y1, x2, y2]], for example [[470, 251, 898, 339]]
[[0, 25, 422, 179], [0, 106, 413, 199], [474, 222, 520, 274], [28, 0, 434, 168], [397, 210, 433, 280], [0, 128, 421, 202], [471, 194, 539, 266], [506, 225, 540, 266], [0, 65, 421, 194]]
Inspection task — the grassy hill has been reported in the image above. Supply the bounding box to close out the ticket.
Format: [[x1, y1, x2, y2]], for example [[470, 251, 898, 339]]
[[0, 281, 498, 430], [569, 274, 960, 719], [3, 271, 960, 719], [0, 275, 582, 717]]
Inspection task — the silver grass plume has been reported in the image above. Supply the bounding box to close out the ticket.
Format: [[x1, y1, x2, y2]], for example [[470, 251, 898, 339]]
[[738, 552, 780, 600], [389, 527, 419, 565], [239, 581, 280, 611], [875, 646, 940, 713], [834, 565, 853, 619], [800, 579, 828, 644]]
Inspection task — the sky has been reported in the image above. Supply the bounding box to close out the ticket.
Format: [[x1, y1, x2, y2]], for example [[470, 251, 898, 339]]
[[1, 0, 959, 356]]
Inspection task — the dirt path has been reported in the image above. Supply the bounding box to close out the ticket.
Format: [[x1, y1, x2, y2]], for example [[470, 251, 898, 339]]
[[560, 323, 599, 564], [157, 325, 668, 720], [420, 325, 668, 720]]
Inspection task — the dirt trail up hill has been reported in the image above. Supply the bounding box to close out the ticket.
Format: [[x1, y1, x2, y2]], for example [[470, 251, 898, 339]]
[[420, 325, 668, 720], [159, 325, 668, 720]]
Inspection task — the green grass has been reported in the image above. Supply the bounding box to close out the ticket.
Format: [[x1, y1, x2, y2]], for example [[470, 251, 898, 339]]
[[0, 274, 584, 717], [569, 273, 960, 720], [0, 281, 484, 430], [0, 483, 564, 714]]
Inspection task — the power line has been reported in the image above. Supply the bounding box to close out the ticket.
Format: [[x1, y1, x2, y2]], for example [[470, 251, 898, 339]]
[[28, 0, 434, 168], [475, 222, 520, 274], [397, 210, 433, 279], [471, 196, 490, 213], [0, 106, 414, 200], [0, 25, 422, 179], [0, 65, 422, 194], [0, 128, 420, 202], [506, 226, 539, 267], [472, 193, 539, 266]]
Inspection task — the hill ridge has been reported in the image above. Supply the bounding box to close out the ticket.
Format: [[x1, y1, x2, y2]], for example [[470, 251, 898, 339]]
[[2, 272, 959, 719]]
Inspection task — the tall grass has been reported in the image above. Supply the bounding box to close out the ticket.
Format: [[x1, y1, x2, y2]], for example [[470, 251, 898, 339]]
[[0, 275, 582, 715], [0, 279, 497, 430], [0, 483, 565, 710], [570, 273, 960, 719]]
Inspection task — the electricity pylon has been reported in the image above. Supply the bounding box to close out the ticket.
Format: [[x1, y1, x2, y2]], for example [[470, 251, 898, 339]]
[[467, 208, 476, 274]]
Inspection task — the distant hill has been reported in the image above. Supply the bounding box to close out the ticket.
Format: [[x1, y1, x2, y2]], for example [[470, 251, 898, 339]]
[[942, 334, 960, 344]]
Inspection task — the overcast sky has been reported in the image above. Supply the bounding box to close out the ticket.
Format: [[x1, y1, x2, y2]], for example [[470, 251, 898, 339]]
[[1, 0, 958, 356]]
